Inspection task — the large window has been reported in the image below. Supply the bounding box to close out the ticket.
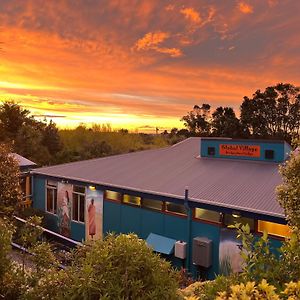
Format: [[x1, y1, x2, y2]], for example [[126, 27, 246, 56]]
[[224, 213, 255, 231], [72, 185, 85, 223], [258, 221, 290, 238], [46, 180, 57, 214], [123, 194, 141, 206], [105, 190, 121, 201], [142, 198, 163, 211], [194, 208, 221, 223], [165, 202, 187, 216]]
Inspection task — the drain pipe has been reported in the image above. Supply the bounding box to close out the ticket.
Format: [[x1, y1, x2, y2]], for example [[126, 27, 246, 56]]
[[184, 187, 192, 272]]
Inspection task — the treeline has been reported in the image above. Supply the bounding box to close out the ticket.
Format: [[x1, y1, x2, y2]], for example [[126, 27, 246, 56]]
[[0, 102, 170, 166], [177, 83, 300, 143], [1, 83, 299, 166]]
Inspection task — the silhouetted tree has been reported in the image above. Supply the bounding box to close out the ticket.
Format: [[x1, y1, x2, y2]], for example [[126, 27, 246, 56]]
[[181, 104, 211, 136], [240, 83, 300, 142], [211, 106, 243, 138]]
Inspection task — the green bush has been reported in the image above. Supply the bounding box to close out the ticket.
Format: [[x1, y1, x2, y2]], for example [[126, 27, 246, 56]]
[[30, 233, 180, 300]]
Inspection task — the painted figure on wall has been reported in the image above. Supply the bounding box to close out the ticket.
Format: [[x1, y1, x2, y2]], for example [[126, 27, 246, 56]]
[[88, 198, 96, 239], [85, 188, 103, 241], [60, 190, 71, 237], [57, 183, 73, 238]]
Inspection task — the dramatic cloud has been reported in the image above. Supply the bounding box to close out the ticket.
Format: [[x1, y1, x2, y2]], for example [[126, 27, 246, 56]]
[[0, 0, 299, 130], [238, 2, 254, 14]]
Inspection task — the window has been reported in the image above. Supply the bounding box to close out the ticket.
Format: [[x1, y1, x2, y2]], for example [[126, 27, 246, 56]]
[[72, 185, 85, 223], [105, 190, 121, 201], [207, 147, 215, 156], [142, 198, 163, 211], [166, 202, 187, 216], [224, 213, 255, 231], [265, 150, 274, 160], [46, 180, 57, 214], [123, 194, 141, 206], [258, 221, 290, 238], [194, 208, 221, 223]]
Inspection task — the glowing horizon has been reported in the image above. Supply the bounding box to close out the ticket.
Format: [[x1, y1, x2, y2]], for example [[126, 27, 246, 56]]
[[0, 0, 299, 131]]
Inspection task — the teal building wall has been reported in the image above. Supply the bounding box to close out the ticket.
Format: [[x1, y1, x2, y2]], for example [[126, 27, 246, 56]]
[[200, 139, 291, 163], [32, 175, 285, 279]]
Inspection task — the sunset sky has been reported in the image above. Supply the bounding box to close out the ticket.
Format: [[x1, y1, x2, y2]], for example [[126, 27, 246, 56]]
[[0, 0, 300, 131]]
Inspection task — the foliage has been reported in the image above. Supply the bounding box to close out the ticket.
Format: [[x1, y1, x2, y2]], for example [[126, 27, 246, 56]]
[[0, 101, 63, 166], [0, 218, 14, 282], [277, 142, 300, 234], [211, 107, 243, 138], [60, 233, 180, 300], [181, 83, 300, 141], [240, 83, 300, 142], [216, 279, 300, 300], [0, 143, 22, 216], [181, 104, 211, 135]]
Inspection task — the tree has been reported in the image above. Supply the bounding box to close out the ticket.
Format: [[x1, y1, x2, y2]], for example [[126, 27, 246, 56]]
[[277, 140, 300, 234], [0, 144, 22, 216], [181, 104, 211, 136], [0, 101, 36, 141], [211, 107, 243, 138], [42, 120, 63, 156], [240, 83, 300, 142], [28, 234, 180, 300]]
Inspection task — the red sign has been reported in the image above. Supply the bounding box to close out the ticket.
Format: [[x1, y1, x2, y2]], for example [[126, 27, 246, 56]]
[[219, 144, 260, 157]]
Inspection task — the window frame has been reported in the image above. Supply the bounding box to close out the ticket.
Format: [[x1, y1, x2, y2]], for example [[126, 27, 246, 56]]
[[72, 185, 86, 223], [45, 180, 58, 215], [142, 198, 164, 212], [165, 201, 187, 217], [104, 190, 122, 202], [122, 194, 141, 207], [193, 207, 222, 225]]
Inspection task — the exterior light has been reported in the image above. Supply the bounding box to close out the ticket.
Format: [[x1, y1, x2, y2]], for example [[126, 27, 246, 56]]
[[89, 185, 96, 191], [232, 211, 241, 218]]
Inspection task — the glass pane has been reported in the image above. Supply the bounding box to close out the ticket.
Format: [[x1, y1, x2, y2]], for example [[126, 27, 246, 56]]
[[195, 208, 221, 223], [258, 221, 290, 238], [142, 198, 163, 211], [224, 214, 255, 231], [46, 188, 53, 212], [74, 185, 85, 194], [79, 195, 85, 223], [72, 195, 78, 221], [53, 189, 57, 214], [105, 190, 121, 201], [166, 202, 187, 215], [20, 177, 26, 195], [123, 194, 141, 206], [47, 180, 57, 187]]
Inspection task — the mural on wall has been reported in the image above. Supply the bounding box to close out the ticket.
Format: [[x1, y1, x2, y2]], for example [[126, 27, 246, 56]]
[[85, 188, 103, 241], [219, 228, 243, 275], [57, 182, 73, 238]]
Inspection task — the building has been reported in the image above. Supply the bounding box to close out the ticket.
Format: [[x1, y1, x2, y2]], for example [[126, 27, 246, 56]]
[[11, 153, 36, 208], [31, 138, 291, 278]]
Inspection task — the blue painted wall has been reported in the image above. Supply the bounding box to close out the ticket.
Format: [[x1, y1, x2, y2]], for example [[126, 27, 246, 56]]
[[33, 175, 285, 279], [32, 176, 85, 242], [200, 139, 290, 163]]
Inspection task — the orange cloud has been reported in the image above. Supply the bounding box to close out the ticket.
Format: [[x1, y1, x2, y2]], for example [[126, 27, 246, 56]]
[[180, 7, 202, 25], [134, 31, 182, 57], [135, 31, 170, 50], [238, 2, 254, 14], [0, 0, 299, 130]]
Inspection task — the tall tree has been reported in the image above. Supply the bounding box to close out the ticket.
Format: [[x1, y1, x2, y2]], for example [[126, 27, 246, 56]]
[[0, 144, 22, 216], [0, 101, 35, 141], [240, 83, 300, 141], [277, 140, 300, 235], [211, 106, 243, 138], [181, 104, 211, 136]]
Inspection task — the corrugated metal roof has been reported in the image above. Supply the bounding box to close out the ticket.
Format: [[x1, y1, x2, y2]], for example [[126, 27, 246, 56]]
[[11, 153, 36, 168], [33, 138, 285, 218]]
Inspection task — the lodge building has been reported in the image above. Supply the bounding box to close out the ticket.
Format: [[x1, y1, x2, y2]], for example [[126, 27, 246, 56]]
[[31, 138, 291, 278]]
